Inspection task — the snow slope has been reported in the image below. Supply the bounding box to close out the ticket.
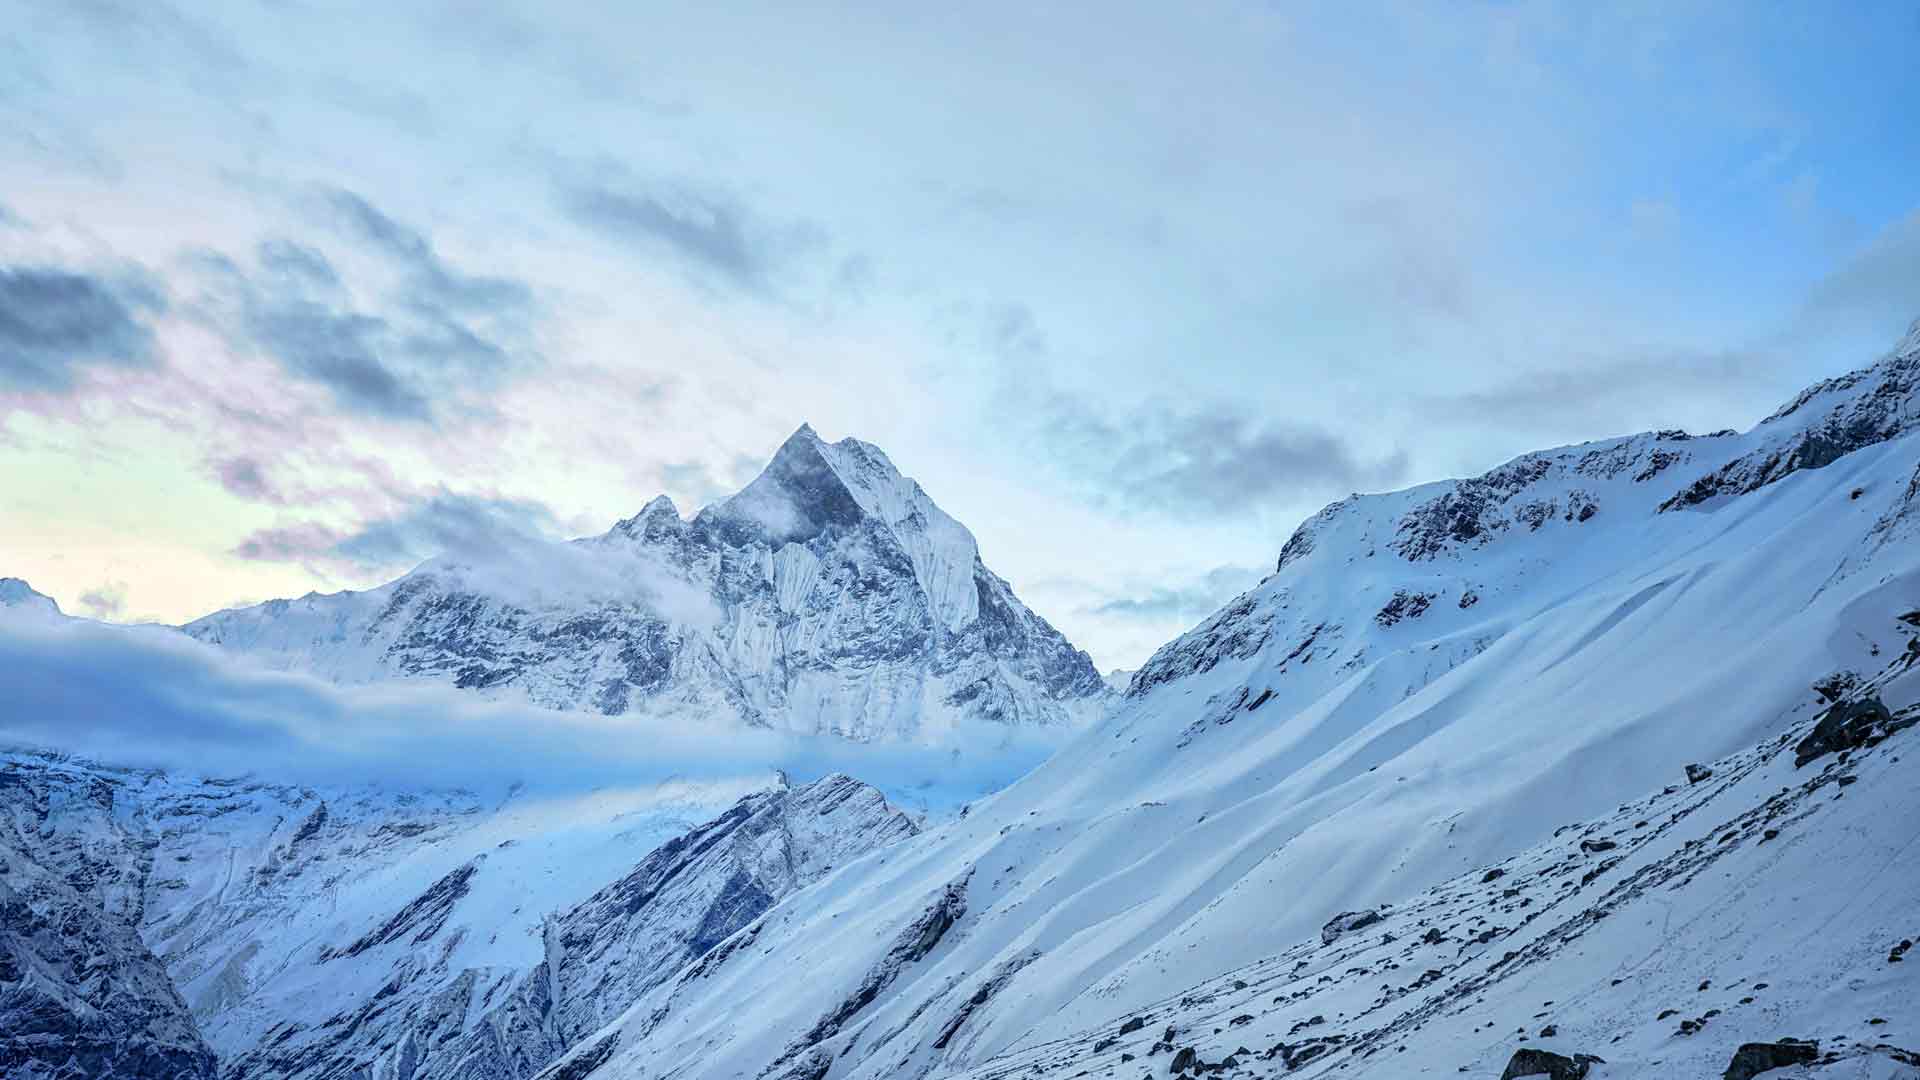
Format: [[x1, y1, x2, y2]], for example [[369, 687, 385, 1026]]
[[537, 323, 1920, 1079], [184, 426, 1108, 742]]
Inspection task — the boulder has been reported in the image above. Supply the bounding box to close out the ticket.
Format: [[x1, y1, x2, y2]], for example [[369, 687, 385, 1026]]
[[1722, 1039, 1819, 1080], [1499, 1048, 1603, 1079], [1795, 697, 1895, 767], [1320, 909, 1383, 944]]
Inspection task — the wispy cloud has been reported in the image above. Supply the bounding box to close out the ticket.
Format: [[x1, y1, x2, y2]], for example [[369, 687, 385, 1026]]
[[1089, 564, 1265, 622], [76, 580, 128, 620], [1039, 396, 1411, 517], [232, 490, 562, 577], [0, 265, 166, 393], [188, 192, 539, 423]]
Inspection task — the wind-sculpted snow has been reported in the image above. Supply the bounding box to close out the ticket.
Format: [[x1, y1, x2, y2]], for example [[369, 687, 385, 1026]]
[[184, 425, 1107, 742], [532, 331, 1920, 1080]]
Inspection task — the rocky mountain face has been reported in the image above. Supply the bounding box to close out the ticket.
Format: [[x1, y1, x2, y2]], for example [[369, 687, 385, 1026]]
[[517, 328, 1920, 1080], [184, 426, 1108, 742], [0, 762, 218, 1080], [0, 753, 915, 1080]]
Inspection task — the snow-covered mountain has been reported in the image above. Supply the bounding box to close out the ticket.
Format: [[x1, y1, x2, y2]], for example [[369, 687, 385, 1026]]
[[0, 750, 914, 1080], [183, 425, 1108, 742], [515, 323, 1920, 1079], [10, 324, 1920, 1080]]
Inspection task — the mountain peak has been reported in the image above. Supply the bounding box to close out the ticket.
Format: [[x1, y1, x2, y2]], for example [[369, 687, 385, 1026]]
[[704, 425, 871, 544]]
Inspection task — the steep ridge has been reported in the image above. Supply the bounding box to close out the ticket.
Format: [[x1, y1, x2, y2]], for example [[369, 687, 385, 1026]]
[[184, 426, 1107, 742], [0, 752, 915, 1080], [531, 326, 1920, 1079]]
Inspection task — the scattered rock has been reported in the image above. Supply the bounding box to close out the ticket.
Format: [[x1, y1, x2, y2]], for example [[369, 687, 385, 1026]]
[[1891, 939, 1912, 964], [1686, 764, 1714, 785], [1578, 839, 1616, 854]]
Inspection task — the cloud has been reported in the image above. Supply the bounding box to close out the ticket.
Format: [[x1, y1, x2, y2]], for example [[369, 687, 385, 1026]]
[[0, 266, 166, 393], [228, 490, 721, 626], [1039, 397, 1411, 516], [187, 192, 539, 422], [210, 455, 280, 502], [1090, 564, 1265, 622], [231, 521, 349, 565], [76, 581, 128, 620], [0, 609, 1069, 802], [1799, 210, 1920, 341], [321, 188, 533, 313], [233, 491, 561, 576], [559, 173, 821, 293], [332, 492, 560, 570], [1412, 346, 1788, 438]]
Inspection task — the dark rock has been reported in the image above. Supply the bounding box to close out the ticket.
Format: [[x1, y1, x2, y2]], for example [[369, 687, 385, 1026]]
[[1375, 590, 1437, 627], [1578, 839, 1616, 854], [1686, 764, 1713, 784], [1499, 1048, 1603, 1079], [1795, 696, 1895, 767], [1722, 1039, 1819, 1080], [1482, 868, 1506, 883], [1170, 1046, 1198, 1072], [1120, 1016, 1149, 1035], [1321, 908, 1383, 944]]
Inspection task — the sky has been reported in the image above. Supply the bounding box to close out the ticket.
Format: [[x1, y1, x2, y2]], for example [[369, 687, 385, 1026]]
[[2, 1, 1918, 670]]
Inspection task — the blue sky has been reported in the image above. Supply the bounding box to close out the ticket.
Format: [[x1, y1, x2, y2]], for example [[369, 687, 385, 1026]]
[[2, 1, 1917, 668]]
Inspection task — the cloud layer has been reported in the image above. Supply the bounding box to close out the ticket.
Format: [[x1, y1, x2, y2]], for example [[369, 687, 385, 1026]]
[[0, 608, 1064, 802]]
